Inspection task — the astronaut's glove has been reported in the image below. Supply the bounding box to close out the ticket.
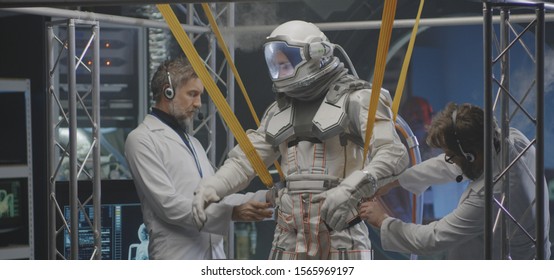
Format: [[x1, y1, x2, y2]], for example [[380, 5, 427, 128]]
[[192, 179, 222, 231], [311, 170, 377, 231]]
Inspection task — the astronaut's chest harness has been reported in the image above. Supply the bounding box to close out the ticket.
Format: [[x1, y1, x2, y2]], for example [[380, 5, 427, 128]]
[[265, 78, 370, 149], [264, 77, 370, 193]]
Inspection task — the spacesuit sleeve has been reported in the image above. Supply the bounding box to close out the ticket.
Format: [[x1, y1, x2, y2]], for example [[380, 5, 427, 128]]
[[222, 190, 268, 205], [398, 153, 463, 195], [380, 184, 485, 256], [348, 88, 409, 181], [203, 103, 281, 198]]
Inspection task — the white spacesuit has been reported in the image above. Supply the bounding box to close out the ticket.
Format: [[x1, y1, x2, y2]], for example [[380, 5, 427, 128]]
[[193, 20, 409, 259]]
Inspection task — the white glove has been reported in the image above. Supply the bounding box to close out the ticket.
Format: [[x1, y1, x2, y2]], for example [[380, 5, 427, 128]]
[[311, 170, 377, 231], [192, 184, 220, 231]]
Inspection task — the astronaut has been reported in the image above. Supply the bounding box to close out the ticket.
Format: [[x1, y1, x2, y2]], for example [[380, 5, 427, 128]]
[[193, 20, 409, 260]]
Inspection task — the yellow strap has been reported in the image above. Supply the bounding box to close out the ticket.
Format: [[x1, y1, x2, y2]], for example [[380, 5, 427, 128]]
[[200, 3, 259, 125], [363, 0, 397, 166], [200, 3, 285, 181], [157, 4, 274, 187], [392, 0, 425, 122]]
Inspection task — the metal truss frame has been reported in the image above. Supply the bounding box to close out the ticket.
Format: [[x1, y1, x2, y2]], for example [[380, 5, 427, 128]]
[[44, 3, 237, 260], [47, 19, 102, 259], [483, 1, 551, 260]]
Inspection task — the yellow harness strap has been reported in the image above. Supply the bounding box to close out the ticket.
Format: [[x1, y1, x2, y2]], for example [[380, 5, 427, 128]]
[[157, 4, 274, 187], [392, 0, 425, 122], [200, 4, 259, 125], [392, 0, 424, 225], [200, 3, 285, 181], [363, 0, 397, 165], [364, 0, 424, 163]]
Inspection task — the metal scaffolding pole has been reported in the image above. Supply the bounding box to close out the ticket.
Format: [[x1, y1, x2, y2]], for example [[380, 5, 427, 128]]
[[1, 7, 209, 34], [483, 0, 549, 260], [67, 20, 79, 259], [46, 23, 57, 261], [47, 19, 101, 260], [483, 2, 494, 259], [4, 6, 554, 33], [499, 7, 511, 260], [91, 23, 102, 260], [535, 3, 546, 260]]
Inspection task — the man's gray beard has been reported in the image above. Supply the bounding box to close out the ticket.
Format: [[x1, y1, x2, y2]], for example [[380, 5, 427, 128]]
[[176, 116, 192, 131]]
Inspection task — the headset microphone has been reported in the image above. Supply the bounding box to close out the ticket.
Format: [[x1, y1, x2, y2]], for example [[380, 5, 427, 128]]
[[456, 175, 463, 183], [196, 112, 204, 121]]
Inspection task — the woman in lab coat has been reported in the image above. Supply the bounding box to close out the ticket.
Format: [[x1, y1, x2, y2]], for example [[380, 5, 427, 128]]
[[360, 103, 551, 259]]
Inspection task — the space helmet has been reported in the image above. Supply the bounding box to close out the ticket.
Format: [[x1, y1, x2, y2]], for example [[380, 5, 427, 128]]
[[264, 20, 340, 96]]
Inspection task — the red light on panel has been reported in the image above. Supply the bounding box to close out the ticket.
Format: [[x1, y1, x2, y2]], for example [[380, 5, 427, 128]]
[[100, 40, 124, 49], [101, 57, 125, 67]]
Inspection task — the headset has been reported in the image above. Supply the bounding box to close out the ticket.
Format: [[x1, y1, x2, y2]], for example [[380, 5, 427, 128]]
[[451, 108, 475, 162], [164, 71, 175, 100]]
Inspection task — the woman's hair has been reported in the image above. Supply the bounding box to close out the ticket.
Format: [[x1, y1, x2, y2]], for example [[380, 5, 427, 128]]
[[150, 56, 197, 103], [426, 102, 484, 157]]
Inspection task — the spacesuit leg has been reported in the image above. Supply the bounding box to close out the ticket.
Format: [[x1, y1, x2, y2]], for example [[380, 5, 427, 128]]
[[327, 222, 372, 260], [269, 189, 331, 260], [269, 184, 373, 260]]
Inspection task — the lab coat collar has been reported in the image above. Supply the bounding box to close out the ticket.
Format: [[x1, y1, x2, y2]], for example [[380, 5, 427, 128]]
[[143, 114, 189, 150]]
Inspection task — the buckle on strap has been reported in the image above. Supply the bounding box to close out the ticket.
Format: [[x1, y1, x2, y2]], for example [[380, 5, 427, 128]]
[[287, 180, 329, 193], [285, 174, 341, 194]]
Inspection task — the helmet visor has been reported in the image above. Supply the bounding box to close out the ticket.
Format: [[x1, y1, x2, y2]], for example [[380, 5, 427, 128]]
[[264, 41, 305, 80]]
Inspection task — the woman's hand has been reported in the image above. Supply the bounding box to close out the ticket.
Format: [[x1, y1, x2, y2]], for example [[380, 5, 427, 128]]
[[359, 199, 389, 228]]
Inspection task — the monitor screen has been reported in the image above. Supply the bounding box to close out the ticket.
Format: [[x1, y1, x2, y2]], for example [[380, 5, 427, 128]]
[[56, 180, 148, 260], [0, 178, 29, 246], [63, 203, 148, 260], [0, 91, 28, 165]]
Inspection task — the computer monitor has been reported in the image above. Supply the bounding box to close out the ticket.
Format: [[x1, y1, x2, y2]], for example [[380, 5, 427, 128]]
[[0, 90, 28, 166], [62, 203, 146, 260], [0, 177, 29, 247], [56, 180, 148, 260]]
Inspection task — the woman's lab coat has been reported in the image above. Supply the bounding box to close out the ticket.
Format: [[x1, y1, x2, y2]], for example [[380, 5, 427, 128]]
[[125, 114, 266, 259], [379, 128, 551, 259]]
